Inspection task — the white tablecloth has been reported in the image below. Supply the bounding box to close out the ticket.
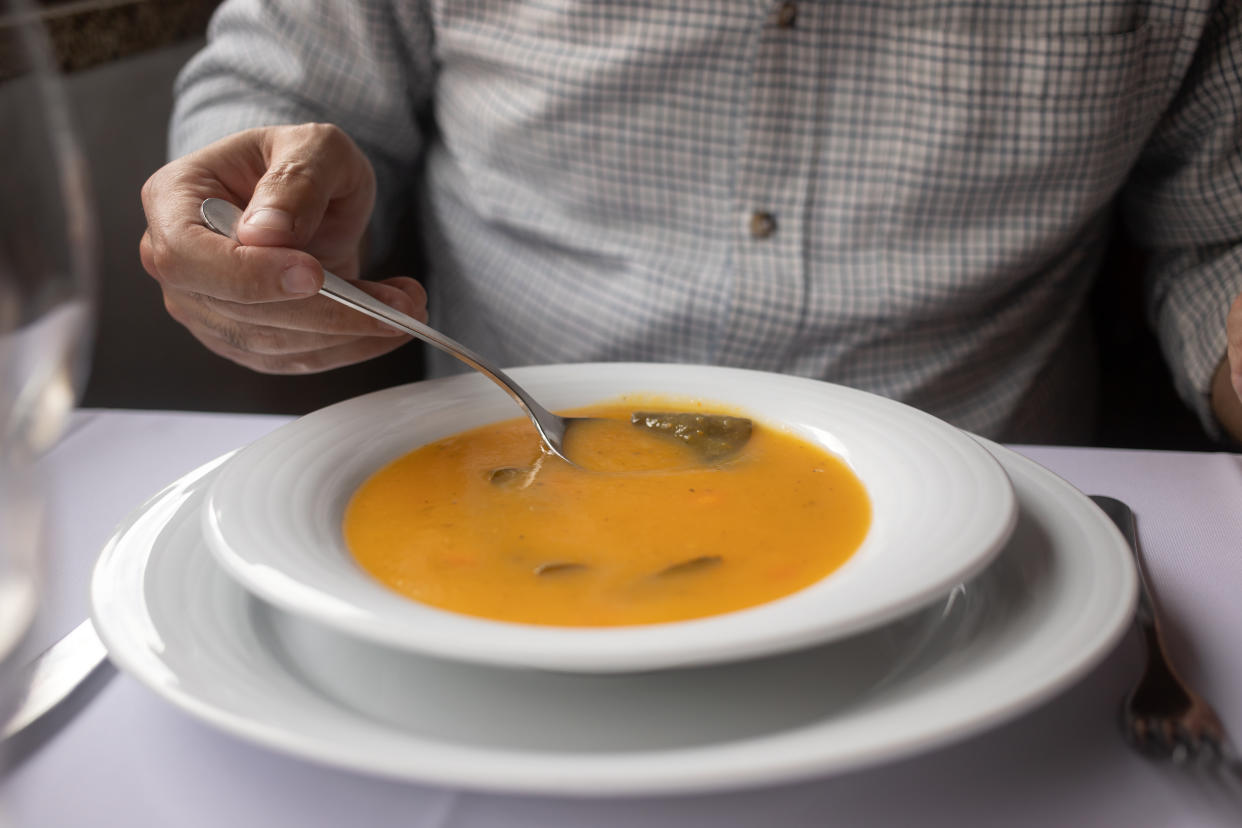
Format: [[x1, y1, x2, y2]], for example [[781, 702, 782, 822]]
[[3, 409, 1241, 827]]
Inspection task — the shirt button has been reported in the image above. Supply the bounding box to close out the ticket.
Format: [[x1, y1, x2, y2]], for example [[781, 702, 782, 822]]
[[749, 211, 777, 239], [776, 1, 797, 28]]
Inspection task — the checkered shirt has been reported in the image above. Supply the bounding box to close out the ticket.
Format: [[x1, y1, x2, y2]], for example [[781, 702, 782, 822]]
[[170, 0, 1242, 441]]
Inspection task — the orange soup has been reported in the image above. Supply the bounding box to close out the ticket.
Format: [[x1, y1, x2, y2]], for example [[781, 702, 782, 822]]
[[343, 401, 871, 626]]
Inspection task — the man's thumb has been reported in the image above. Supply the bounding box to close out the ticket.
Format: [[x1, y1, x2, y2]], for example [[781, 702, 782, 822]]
[[236, 124, 370, 249]]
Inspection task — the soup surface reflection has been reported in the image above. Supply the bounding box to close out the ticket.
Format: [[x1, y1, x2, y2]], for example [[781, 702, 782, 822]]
[[344, 402, 871, 626]]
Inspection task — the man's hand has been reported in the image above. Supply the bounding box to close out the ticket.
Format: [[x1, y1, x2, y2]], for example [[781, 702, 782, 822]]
[[139, 123, 427, 374], [1211, 292, 1242, 443]]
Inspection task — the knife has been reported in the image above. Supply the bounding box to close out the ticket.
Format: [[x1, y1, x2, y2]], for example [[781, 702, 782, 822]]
[[0, 619, 114, 770]]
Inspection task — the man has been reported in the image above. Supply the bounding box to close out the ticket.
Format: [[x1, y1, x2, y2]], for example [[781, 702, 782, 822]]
[[139, 0, 1242, 443]]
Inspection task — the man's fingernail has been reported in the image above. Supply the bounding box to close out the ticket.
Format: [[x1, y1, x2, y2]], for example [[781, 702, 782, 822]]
[[245, 207, 295, 232], [281, 264, 319, 296]]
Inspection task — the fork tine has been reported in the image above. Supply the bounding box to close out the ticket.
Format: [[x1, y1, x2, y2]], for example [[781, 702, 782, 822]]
[[1215, 741, 1242, 794], [1123, 713, 1167, 758], [1191, 737, 1242, 809], [1204, 763, 1242, 813]]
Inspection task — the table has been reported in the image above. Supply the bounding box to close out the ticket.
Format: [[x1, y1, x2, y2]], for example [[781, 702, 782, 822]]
[[3, 409, 1241, 827]]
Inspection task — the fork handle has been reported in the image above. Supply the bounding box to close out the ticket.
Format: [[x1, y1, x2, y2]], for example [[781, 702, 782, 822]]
[[1091, 497, 1160, 631]]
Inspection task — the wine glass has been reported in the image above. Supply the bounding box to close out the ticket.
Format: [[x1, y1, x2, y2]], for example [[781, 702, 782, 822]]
[[0, 0, 98, 754]]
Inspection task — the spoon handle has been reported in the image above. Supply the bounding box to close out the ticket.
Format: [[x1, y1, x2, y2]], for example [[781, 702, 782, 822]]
[[198, 198, 565, 452], [318, 270, 494, 381], [317, 279, 567, 451]]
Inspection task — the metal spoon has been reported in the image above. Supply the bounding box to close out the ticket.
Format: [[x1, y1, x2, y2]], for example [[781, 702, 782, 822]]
[[201, 197, 586, 463], [200, 198, 752, 467]]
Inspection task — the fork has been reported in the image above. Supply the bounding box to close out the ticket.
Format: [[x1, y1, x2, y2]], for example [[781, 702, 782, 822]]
[[1091, 496, 1242, 794]]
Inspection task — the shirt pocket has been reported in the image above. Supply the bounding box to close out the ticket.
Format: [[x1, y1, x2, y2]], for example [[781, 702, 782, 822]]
[[877, 22, 1180, 252]]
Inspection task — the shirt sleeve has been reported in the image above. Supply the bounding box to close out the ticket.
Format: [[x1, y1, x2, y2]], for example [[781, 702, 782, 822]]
[[1122, 2, 1242, 438], [168, 0, 434, 262]]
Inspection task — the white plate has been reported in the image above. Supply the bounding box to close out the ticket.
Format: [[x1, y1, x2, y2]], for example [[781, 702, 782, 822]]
[[91, 441, 1135, 797], [202, 364, 1017, 672]]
